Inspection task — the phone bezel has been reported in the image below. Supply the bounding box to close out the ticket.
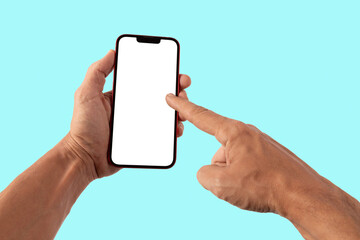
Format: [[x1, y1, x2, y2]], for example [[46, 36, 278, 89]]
[[108, 34, 180, 169]]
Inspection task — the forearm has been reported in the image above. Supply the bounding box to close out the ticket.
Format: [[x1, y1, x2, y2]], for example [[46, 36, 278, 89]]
[[0, 134, 94, 240], [282, 176, 360, 240]]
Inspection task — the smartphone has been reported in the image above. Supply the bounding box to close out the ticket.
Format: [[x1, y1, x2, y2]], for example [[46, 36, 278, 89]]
[[108, 34, 180, 168]]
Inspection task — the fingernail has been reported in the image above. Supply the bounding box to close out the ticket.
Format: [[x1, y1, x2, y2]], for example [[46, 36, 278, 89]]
[[166, 93, 175, 98]]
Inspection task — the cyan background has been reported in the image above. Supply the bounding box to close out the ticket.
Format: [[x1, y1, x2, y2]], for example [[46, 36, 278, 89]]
[[1, 1, 359, 239]]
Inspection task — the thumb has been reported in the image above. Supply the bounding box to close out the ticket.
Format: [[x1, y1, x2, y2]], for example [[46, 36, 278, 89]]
[[81, 50, 115, 95], [197, 164, 227, 195]]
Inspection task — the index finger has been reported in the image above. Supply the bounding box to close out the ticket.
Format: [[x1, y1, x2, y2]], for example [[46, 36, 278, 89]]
[[166, 94, 231, 145]]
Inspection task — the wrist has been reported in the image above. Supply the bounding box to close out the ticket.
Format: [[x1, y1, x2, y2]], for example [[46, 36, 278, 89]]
[[278, 174, 360, 239], [61, 133, 98, 183]]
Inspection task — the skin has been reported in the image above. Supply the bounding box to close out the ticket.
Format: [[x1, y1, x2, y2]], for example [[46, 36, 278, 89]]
[[0, 50, 359, 240], [165, 94, 360, 240], [0, 50, 191, 240]]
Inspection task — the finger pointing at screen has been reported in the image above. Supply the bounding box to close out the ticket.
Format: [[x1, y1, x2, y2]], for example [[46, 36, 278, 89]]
[[165, 93, 360, 240]]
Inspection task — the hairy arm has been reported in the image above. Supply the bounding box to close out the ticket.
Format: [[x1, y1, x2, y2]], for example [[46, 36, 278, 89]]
[[0, 135, 93, 240], [0, 50, 118, 239], [166, 93, 360, 240], [0, 49, 190, 239], [284, 177, 360, 239]]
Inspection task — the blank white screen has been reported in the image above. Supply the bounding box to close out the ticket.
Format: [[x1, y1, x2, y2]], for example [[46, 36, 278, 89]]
[[111, 36, 178, 167]]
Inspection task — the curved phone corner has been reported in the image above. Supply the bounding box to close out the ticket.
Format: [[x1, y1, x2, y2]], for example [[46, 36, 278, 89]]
[[107, 151, 122, 168], [163, 156, 177, 169], [168, 37, 180, 51], [116, 34, 133, 45]]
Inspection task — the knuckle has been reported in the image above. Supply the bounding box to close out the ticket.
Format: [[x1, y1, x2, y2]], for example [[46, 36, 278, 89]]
[[191, 105, 209, 116], [88, 61, 105, 75], [213, 171, 227, 187], [247, 124, 256, 129], [253, 129, 264, 143], [233, 121, 248, 134], [74, 87, 88, 103], [213, 186, 226, 200], [88, 62, 98, 72], [189, 106, 210, 123], [87, 61, 106, 85], [247, 124, 261, 134], [196, 165, 207, 182], [74, 88, 81, 99], [179, 90, 188, 99], [219, 119, 233, 132], [226, 121, 249, 140]]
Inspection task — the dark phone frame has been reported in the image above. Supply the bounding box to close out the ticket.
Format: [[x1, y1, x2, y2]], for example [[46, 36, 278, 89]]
[[108, 34, 180, 169]]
